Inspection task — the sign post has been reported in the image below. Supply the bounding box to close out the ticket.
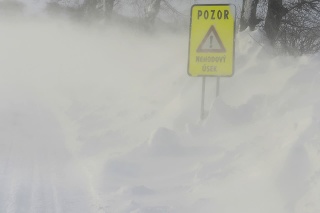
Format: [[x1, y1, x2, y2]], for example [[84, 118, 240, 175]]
[[201, 77, 206, 120], [188, 4, 235, 120]]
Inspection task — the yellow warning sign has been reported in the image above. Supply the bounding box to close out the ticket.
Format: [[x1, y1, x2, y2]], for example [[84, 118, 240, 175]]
[[188, 5, 235, 77]]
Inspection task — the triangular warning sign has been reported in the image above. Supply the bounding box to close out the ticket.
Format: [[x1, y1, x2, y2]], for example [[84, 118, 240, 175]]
[[197, 25, 226, 53]]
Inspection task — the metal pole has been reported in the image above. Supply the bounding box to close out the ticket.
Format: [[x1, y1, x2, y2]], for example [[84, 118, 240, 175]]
[[216, 77, 220, 97], [201, 77, 206, 120]]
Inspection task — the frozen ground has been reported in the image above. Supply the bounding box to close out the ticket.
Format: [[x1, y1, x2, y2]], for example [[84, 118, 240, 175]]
[[1, 18, 320, 213]]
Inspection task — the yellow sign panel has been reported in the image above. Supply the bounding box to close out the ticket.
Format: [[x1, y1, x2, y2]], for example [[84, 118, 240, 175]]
[[188, 5, 235, 77]]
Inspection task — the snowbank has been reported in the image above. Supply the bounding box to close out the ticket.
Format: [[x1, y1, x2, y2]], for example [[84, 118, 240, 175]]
[[0, 18, 320, 213]]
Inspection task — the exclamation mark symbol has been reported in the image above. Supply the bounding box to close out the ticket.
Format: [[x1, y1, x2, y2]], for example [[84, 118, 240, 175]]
[[210, 35, 213, 48]]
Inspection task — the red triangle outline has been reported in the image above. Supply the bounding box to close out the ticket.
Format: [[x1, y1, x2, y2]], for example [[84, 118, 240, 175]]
[[197, 25, 226, 53]]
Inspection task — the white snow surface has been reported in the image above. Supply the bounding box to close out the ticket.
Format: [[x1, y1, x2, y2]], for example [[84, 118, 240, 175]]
[[1, 18, 320, 213]]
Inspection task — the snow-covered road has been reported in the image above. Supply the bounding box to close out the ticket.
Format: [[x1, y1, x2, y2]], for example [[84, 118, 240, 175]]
[[0, 100, 92, 212]]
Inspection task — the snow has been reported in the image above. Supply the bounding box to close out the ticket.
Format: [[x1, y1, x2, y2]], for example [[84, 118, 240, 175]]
[[1, 17, 320, 213]]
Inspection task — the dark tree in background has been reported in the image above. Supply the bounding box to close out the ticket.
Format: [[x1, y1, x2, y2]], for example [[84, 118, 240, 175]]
[[240, 0, 320, 55], [240, 0, 261, 31], [278, 0, 320, 55], [239, 0, 285, 43], [43, 0, 184, 30], [145, 0, 162, 23], [104, 0, 115, 18], [264, 0, 288, 44], [77, 0, 116, 20]]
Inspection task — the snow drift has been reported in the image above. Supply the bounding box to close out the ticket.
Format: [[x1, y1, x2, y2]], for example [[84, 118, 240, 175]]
[[0, 17, 320, 213]]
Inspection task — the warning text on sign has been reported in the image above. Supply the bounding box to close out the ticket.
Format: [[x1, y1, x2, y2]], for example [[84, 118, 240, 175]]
[[197, 10, 230, 20]]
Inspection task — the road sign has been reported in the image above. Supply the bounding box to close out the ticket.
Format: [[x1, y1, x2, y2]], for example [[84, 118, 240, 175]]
[[188, 4, 235, 77]]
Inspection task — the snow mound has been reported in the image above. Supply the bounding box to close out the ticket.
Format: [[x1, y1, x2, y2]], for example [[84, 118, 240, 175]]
[[1, 19, 320, 213], [147, 127, 182, 156]]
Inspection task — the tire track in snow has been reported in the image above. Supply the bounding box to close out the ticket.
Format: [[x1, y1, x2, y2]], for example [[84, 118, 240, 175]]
[[0, 102, 93, 212], [53, 109, 106, 212]]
